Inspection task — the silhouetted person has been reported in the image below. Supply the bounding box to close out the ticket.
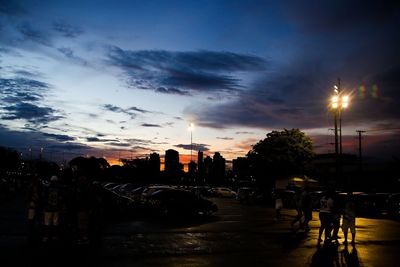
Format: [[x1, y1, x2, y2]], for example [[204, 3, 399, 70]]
[[301, 186, 313, 232], [76, 175, 92, 244], [273, 189, 283, 221], [291, 188, 303, 231], [318, 189, 334, 245], [331, 191, 341, 241], [342, 191, 356, 245], [27, 174, 42, 244], [42, 175, 62, 242], [58, 171, 76, 243], [90, 182, 105, 246]]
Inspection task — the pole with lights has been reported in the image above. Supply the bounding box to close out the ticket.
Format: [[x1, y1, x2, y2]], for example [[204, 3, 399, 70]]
[[330, 79, 350, 179]]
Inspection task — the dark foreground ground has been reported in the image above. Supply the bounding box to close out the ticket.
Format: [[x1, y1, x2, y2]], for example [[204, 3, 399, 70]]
[[1, 195, 400, 267]]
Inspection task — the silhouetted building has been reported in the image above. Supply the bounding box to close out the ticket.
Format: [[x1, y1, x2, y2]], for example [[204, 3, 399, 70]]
[[188, 161, 197, 182], [232, 157, 250, 180], [165, 149, 181, 181], [212, 152, 226, 184], [198, 151, 204, 182], [149, 152, 160, 177], [204, 156, 212, 183]]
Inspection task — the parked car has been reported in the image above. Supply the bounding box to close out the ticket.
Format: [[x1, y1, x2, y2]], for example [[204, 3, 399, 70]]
[[113, 183, 139, 196], [191, 186, 212, 197], [236, 187, 265, 204], [103, 182, 120, 191], [147, 188, 218, 216], [141, 185, 177, 203], [209, 187, 237, 198]]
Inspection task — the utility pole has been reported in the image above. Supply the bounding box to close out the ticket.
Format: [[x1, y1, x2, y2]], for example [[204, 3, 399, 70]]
[[337, 78, 343, 155], [356, 130, 366, 172]]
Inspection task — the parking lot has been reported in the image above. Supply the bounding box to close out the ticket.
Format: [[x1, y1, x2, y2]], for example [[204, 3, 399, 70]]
[[1, 188, 400, 267], [97, 197, 400, 267]]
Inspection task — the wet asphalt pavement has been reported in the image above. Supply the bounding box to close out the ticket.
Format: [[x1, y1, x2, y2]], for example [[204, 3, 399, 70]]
[[1, 196, 400, 266]]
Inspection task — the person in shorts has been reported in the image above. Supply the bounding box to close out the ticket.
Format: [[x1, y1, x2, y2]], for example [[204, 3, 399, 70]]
[[291, 188, 303, 231], [342, 192, 356, 245], [42, 175, 62, 242], [27, 174, 42, 243], [318, 189, 334, 245], [301, 186, 313, 232]]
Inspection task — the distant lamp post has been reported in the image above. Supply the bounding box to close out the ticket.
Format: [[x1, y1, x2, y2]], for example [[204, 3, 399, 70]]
[[188, 123, 195, 162]]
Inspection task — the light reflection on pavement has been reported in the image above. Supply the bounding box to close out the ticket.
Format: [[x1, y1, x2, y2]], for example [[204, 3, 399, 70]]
[[100, 198, 400, 267]]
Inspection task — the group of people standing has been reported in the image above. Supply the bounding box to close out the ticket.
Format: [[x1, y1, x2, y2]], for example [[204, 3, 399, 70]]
[[318, 189, 356, 246], [289, 186, 357, 246], [26, 173, 103, 245]]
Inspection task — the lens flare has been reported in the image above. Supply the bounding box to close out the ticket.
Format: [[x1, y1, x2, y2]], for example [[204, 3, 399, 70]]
[[359, 84, 366, 99], [372, 84, 379, 98]]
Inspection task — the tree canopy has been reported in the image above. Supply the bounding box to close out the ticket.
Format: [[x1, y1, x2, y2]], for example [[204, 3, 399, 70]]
[[247, 129, 315, 180]]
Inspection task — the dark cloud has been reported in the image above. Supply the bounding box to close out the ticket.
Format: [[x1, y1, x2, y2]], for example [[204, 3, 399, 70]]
[[0, 77, 62, 125], [57, 47, 87, 65], [42, 133, 75, 142], [2, 102, 62, 124], [107, 46, 267, 95], [107, 142, 131, 147], [86, 137, 100, 142], [126, 138, 155, 146], [102, 104, 152, 119], [235, 131, 255, 135], [46, 142, 89, 151], [174, 143, 210, 152], [18, 23, 52, 46], [127, 106, 150, 113], [216, 137, 234, 140], [155, 87, 189, 96], [86, 137, 119, 142], [58, 47, 74, 58], [141, 123, 162, 128], [3, 93, 41, 103], [0, 77, 49, 95], [188, 9, 400, 131], [53, 21, 83, 38], [13, 69, 40, 77]]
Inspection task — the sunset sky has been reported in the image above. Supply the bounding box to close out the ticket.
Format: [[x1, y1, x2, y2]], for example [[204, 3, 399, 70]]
[[1, 0, 399, 165]]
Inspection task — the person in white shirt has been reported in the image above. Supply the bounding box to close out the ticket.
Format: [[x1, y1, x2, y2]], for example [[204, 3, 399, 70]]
[[318, 189, 334, 245]]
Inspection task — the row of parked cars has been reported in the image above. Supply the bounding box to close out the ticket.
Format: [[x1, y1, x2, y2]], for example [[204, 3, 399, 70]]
[[235, 187, 400, 219], [97, 182, 400, 220], [97, 182, 219, 217]]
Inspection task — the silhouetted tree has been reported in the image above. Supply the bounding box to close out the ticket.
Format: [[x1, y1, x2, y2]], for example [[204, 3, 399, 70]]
[[247, 129, 314, 185], [0, 146, 20, 174], [69, 156, 110, 180]]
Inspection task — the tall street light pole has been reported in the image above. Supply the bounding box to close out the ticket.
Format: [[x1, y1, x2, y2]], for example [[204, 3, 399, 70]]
[[330, 81, 350, 180], [188, 123, 194, 162]]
